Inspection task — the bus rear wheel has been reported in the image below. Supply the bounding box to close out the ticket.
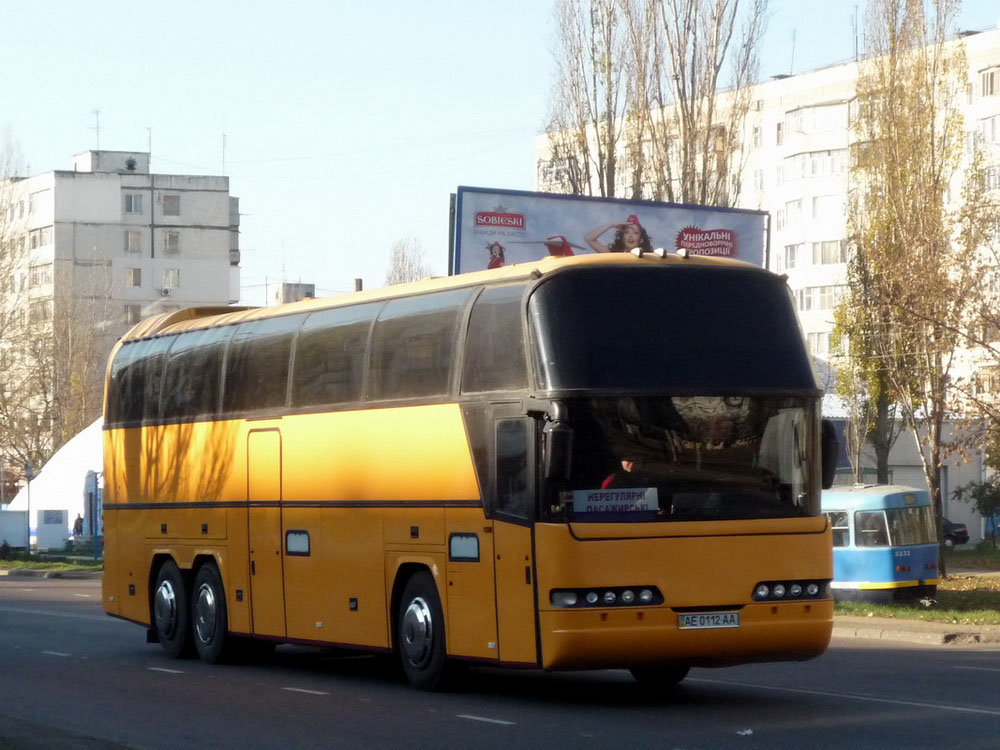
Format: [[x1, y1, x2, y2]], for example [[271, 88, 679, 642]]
[[629, 665, 690, 687], [153, 560, 191, 659], [191, 562, 232, 664], [397, 571, 448, 691]]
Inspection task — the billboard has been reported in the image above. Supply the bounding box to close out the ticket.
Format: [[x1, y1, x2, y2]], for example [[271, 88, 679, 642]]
[[450, 186, 768, 275]]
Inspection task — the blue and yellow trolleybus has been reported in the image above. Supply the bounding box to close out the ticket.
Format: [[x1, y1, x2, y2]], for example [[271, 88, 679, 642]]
[[821, 485, 939, 603]]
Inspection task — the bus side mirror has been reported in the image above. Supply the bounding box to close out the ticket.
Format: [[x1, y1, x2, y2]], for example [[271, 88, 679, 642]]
[[543, 421, 573, 481], [821, 419, 838, 490]]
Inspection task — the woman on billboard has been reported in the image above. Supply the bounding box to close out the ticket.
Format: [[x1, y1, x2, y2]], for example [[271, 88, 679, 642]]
[[585, 214, 653, 254]]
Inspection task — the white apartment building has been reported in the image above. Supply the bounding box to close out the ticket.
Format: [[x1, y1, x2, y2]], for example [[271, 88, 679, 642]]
[[1, 149, 240, 450], [4, 148, 239, 337]]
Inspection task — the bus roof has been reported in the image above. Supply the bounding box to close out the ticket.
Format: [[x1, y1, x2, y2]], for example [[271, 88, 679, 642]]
[[821, 484, 931, 511], [118, 251, 768, 343]]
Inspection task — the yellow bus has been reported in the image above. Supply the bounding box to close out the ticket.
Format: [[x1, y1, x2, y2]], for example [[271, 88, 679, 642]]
[[102, 251, 837, 690]]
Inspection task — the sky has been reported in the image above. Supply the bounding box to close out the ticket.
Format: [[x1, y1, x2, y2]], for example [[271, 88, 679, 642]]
[[2, 0, 999, 306]]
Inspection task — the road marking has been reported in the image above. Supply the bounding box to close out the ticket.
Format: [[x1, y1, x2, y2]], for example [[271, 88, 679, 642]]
[[41, 651, 70, 657], [690, 678, 1000, 716], [0, 606, 114, 623], [148, 667, 184, 674], [457, 715, 516, 726], [955, 666, 1000, 673], [282, 687, 329, 696]]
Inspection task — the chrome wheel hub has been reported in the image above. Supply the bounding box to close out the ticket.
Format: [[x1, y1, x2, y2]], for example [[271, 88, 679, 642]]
[[194, 582, 217, 644], [154, 579, 177, 638], [401, 596, 433, 668]]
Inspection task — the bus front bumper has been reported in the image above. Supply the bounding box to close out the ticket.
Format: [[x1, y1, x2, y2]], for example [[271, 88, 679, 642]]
[[538, 599, 833, 671]]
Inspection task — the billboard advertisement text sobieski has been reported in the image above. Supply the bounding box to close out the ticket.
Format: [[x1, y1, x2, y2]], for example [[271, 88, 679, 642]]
[[450, 187, 768, 274]]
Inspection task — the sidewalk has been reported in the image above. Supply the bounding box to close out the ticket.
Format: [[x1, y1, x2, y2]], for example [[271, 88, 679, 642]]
[[0, 568, 103, 579]]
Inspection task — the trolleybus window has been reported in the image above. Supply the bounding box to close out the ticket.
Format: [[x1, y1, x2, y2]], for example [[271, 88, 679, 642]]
[[291, 303, 379, 407], [367, 289, 472, 400]]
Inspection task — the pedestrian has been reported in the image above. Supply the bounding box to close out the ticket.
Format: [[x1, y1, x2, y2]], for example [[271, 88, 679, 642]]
[[73, 513, 83, 537]]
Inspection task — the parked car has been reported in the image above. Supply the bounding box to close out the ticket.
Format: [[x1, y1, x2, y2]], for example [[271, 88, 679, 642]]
[[943, 518, 970, 547]]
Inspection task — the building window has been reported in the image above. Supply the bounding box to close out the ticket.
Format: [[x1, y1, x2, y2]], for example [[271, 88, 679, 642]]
[[776, 121, 784, 146], [126, 268, 142, 287], [752, 126, 761, 147], [29, 299, 53, 325], [982, 115, 1000, 144], [982, 68, 999, 97], [162, 268, 179, 289], [125, 230, 142, 253], [125, 304, 143, 325], [812, 240, 847, 265], [807, 331, 830, 357], [162, 194, 180, 216], [29, 263, 53, 287], [124, 194, 143, 215], [784, 244, 800, 270], [163, 231, 180, 255]]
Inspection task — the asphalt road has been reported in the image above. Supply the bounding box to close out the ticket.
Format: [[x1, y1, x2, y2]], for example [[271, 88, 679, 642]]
[[1, 577, 999, 749]]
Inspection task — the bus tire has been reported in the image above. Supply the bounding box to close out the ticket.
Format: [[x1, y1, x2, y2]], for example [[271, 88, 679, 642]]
[[191, 562, 232, 664], [629, 665, 690, 687], [153, 560, 192, 659], [397, 571, 448, 691]]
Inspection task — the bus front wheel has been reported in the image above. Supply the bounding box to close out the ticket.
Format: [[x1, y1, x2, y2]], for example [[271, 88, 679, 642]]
[[191, 562, 232, 664], [153, 560, 191, 659], [629, 665, 690, 687], [397, 571, 448, 691]]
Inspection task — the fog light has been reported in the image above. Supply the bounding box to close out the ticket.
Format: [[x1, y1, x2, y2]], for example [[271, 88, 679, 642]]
[[621, 590, 635, 604], [806, 583, 819, 596], [603, 590, 617, 604], [790, 584, 802, 597], [755, 584, 770, 600], [639, 589, 654, 604], [773, 584, 786, 598], [586, 591, 599, 605]]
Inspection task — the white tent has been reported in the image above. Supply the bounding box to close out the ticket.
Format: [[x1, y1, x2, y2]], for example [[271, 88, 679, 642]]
[[7, 418, 103, 542]]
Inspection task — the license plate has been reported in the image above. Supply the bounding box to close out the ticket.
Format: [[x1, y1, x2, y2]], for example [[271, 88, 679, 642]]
[[678, 612, 740, 629]]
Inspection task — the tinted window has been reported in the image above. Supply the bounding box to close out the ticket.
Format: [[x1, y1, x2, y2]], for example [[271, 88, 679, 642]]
[[107, 341, 144, 424], [368, 289, 472, 400], [223, 316, 300, 413], [161, 327, 233, 420], [462, 285, 528, 393], [496, 418, 532, 519], [529, 267, 815, 391], [292, 303, 377, 407], [140, 337, 173, 421]]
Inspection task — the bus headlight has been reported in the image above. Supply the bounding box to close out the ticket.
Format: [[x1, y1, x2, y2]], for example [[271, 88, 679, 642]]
[[549, 586, 663, 608], [753, 580, 829, 601]]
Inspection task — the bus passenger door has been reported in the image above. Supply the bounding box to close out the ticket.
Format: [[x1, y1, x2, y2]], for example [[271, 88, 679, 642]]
[[492, 416, 538, 665], [247, 428, 285, 638]]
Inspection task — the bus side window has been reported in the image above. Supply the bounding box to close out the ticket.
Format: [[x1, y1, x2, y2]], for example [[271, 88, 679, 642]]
[[223, 316, 300, 414], [292, 303, 378, 407], [162, 328, 232, 420], [462, 285, 528, 393], [496, 418, 532, 520], [368, 289, 472, 401], [825, 511, 849, 547]]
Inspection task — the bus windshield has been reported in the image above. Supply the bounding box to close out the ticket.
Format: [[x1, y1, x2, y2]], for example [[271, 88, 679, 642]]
[[529, 266, 815, 393], [551, 395, 818, 523]]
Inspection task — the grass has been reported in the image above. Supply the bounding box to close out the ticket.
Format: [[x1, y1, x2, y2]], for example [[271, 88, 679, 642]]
[[0, 550, 103, 571]]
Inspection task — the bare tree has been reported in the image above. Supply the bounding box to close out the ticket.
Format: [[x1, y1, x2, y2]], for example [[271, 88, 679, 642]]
[[542, 0, 768, 207], [545, 0, 629, 197], [384, 237, 432, 286]]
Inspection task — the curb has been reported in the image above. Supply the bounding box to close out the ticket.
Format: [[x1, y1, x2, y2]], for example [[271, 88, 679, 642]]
[[833, 618, 1000, 646], [0, 569, 104, 580]]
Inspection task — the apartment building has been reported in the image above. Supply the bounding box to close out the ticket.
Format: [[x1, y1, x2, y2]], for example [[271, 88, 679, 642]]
[[1, 149, 241, 451]]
